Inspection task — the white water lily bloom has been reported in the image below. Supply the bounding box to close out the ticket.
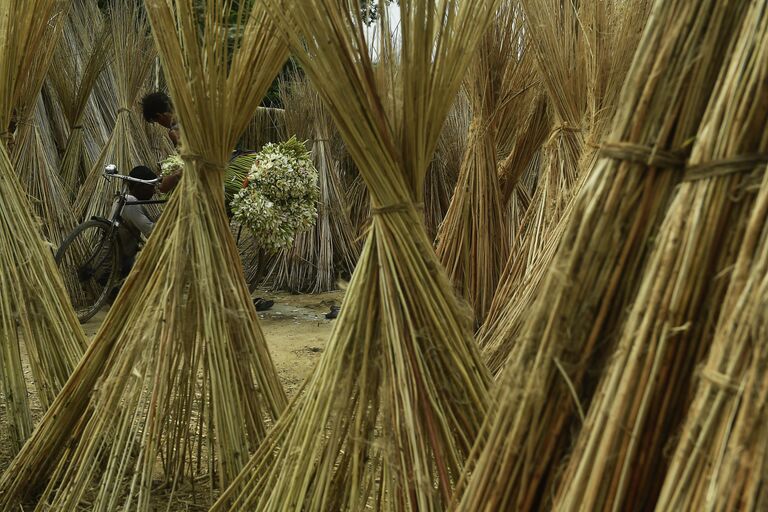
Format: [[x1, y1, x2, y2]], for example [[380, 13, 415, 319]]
[[231, 136, 319, 252]]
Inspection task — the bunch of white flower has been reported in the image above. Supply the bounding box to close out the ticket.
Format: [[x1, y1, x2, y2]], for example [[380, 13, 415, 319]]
[[160, 154, 184, 176], [231, 137, 319, 252]]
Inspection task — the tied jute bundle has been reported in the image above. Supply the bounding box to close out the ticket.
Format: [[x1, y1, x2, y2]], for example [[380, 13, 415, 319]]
[[0, 2, 290, 510], [266, 75, 360, 293], [11, 6, 76, 249], [73, 3, 156, 223], [50, 0, 112, 200], [476, 0, 651, 376], [648, 4, 768, 509], [436, 1, 537, 326], [455, 0, 748, 509], [553, 1, 768, 507], [0, 0, 87, 457], [658, 168, 768, 510], [424, 91, 472, 241], [213, 1, 499, 510]]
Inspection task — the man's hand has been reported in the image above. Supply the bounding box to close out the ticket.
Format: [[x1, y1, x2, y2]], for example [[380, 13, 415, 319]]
[[158, 171, 182, 194], [169, 127, 180, 147]]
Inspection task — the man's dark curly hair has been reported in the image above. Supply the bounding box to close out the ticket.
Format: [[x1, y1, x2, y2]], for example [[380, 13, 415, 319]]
[[140, 92, 173, 123]]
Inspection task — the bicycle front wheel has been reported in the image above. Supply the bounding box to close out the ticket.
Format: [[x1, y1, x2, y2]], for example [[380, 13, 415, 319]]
[[55, 219, 120, 323]]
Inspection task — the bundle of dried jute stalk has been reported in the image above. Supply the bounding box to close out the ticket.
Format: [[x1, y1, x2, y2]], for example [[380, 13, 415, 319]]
[[212, 1, 500, 510], [652, 3, 768, 509], [266, 75, 359, 293], [454, 0, 750, 509], [74, 3, 156, 222], [436, 2, 536, 326], [50, 0, 112, 200], [0, 0, 87, 457], [477, 0, 650, 376], [553, 0, 768, 507], [0, 1, 289, 510]]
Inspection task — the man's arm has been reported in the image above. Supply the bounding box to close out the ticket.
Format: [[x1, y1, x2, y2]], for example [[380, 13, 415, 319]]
[[169, 127, 180, 147], [158, 171, 182, 194]]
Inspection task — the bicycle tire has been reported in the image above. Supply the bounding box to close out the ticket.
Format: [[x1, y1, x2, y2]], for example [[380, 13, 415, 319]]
[[55, 219, 120, 323]]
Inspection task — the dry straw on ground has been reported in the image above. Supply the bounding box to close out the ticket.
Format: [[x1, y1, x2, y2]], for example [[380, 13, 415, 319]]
[[455, 0, 748, 509], [212, 1, 499, 509], [0, 0, 87, 456], [0, 2, 289, 510]]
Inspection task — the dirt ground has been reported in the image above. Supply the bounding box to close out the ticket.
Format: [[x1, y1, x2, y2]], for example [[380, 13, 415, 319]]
[[80, 290, 344, 398], [0, 290, 343, 506]]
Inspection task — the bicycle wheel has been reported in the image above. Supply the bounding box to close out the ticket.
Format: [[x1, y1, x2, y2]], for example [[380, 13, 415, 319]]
[[55, 219, 120, 323]]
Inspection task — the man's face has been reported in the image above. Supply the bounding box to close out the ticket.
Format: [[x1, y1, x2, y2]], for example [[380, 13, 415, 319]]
[[153, 112, 174, 129]]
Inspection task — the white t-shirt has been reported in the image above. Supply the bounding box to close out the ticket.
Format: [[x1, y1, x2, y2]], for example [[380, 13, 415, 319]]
[[118, 195, 154, 261]]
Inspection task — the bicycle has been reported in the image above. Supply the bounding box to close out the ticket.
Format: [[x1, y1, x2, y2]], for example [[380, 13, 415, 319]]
[[55, 164, 166, 323]]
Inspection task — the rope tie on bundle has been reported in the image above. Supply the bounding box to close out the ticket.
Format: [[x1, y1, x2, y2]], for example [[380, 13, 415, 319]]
[[14, 116, 36, 128], [600, 141, 689, 169], [546, 123, 583, 146], [683, 153, 768, 182], [181, 152, 225, 172], [355, 202, 426, 245], [72, 125, 84, 130], [699, 367, 743, 394], [117, 107, 132, 115], [371, 202, 425, 215]]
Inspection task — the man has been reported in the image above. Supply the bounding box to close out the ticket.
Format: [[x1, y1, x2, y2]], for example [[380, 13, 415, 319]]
[[118, 165, 157, 277], [141, 91, 180, 147], [141, 91, 182, 193]]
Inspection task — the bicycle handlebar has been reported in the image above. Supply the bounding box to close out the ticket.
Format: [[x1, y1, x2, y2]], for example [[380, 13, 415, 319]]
[[103, 164, 161, 185]]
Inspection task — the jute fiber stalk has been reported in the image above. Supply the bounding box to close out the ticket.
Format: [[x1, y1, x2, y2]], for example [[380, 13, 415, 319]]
[[50, 0, 112, 199], [89, 59, 120, 148], [239, 106, 286, 151], [0, 1, 289, 510], [504, 155, 539, 249], [267, 76, 360, 293], [695, 249, 768, 512], [348, 90, 470, 246], [553, 2, 768, 507], [74, 3, 156, 222], [12, 95, 79, 248], [212, 1, 499, 510], [424, 91, 471, 240], [497, 91, 549, 206], [656, 171, 768, 510], [436, 2, 535, 326], [474, 0, 596, 368], [504, 0, 588, 281], [476, 0, 652, 376], [0, 0, 87, 456], [10, 8, 75, 248], [653, 4, 768, 508], [480, 93, 549, 346], [454, 0, 749, 509]]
